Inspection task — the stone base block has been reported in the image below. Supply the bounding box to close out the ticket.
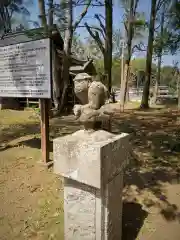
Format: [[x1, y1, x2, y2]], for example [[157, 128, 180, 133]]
[[64, 171, 123, 240], [53, 129, 130, 240], [54, 130, 130, 189]]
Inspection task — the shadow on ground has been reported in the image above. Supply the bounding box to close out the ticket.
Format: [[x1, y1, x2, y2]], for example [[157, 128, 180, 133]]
[[111, 109, 180, 228], [0, 123, 40, 146], [1, 109, 180, 239], [122, 202, 148, 240], [0, 115, 81, 152], [112, 109, 180, 167]]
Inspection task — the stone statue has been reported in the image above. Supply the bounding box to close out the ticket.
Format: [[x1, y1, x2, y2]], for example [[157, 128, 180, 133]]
[[73, 73, 112, 131]]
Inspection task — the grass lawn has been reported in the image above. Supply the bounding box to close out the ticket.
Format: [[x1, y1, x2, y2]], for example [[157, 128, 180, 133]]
[[0, 106, 180, 240]]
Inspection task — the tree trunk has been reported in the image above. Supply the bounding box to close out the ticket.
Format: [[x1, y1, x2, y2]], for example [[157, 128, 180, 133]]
[[153, 2, 165, 104], [47, 0, 61, 111], [124, 60, 130, 102], [103, 52, 109, 85], [52, 46, 61, 109], [48, 0, 53, 26], [0, 4, 12, 33], [58, 0, 73, 113], [140, 0, 157, 109], [178, 83, 180, 110], [153, 53, 161, 103], [120, 0, 134, 106], [124, 0, 134, 103], [105, 0, 113, 94], [177, 74, 180, 110], [38, 0, 48, 30], [57, 0, 91, 113]]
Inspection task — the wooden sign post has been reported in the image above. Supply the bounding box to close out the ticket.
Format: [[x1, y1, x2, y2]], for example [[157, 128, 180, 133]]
[[40, 98, 50, 164], [40, 38, 53, 166]]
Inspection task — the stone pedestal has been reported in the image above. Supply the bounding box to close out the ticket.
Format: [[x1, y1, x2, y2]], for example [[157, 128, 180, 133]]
[[53, 130, 130, 240]]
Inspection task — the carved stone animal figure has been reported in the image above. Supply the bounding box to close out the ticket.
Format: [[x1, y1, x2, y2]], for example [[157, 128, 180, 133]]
[[73, 73, 111, 131], [73, 73, 109, 110], [73, 73, 92, 105], [88, 80, 109, 110]]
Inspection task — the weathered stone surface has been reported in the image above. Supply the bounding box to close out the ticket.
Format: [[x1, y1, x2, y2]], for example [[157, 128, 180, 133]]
[[64, 178, 96, 240], [54, 130, 130, 240], [73, 73, 110, 130], [101, 134, 130, 183], [73, 104, 112, 131], [64, 172, 124, 239], [88, 81, 109, 110], [54, 130, 130, 189], [103, 172, 124, 240], [73, 73, 92, 105]]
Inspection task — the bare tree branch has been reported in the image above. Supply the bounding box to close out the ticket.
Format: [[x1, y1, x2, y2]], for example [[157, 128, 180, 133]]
[[98, 13, 105, 20], [74, 0, 82, 5], [73, 3, 104, 6], [74, 0, 103, 6], [123, 21, 128, 35], [93, 0, 104, 6], [94, 13, 106, 34], [156, 0, 167, 12], [78, 25, 105, 38], [132, 42, 147, 54], [73, 0, 92, 31], [133, 0, 139, 16], [85, 22, 105, 54], [154, 23, 161, 31]]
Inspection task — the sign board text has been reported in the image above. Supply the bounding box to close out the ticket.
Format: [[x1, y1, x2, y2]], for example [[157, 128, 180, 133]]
[[0, 38, 51, 98]]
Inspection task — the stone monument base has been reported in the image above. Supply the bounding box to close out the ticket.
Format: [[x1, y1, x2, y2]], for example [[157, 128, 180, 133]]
[[64, 173, 123, 239], [54, 130, 130, 239]]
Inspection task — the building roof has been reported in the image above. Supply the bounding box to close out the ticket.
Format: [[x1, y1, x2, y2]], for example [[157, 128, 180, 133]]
[[73, 73, 92, 81], [56, 49, 96, 76], [57, 49, 87, 65], [69, 59, 96, 76], [69, 59, 94, 72], [0, 25, 63, 49]]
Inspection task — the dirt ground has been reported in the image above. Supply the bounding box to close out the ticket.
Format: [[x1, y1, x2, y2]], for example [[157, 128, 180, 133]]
[[0, 105, 180, 240]]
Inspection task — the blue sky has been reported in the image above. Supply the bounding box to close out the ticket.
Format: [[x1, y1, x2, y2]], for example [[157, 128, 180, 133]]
[[29, 0, 179, 66]]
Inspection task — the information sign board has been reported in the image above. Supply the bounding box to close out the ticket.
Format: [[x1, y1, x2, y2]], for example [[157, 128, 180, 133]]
[[0, 38, 51, 98]]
